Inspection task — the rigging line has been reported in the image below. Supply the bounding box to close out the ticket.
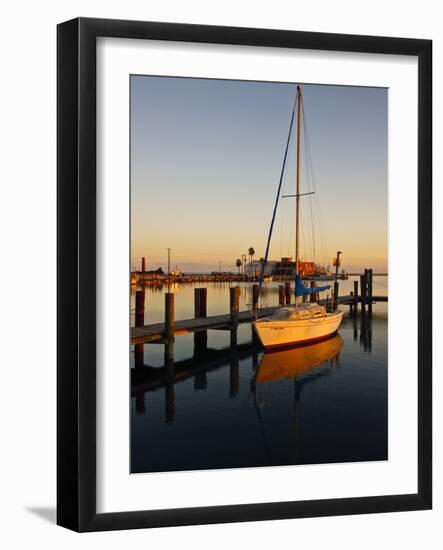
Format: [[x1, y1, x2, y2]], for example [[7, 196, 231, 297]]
[[301, 103, 315, 264], [256, 93, 298, 307], [302, 103, 330, 267], [303, 132, 315, 263]]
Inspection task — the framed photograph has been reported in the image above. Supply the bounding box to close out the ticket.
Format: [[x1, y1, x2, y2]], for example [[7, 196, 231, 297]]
[[57, 17, 432, 531]]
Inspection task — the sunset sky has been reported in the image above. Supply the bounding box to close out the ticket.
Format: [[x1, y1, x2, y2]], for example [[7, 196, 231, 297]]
[[131, 76, 387, 274]]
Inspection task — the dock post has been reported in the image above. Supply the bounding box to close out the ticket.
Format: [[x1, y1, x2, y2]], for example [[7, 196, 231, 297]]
[[194, 288, 201, 318], [135, 289, 145, 327], [353, 279, 359, 315], [200, 288, 207, 317], [195, 288, 207, 316], [230, 286, 240, 347], [310, 281, 317, 303], [134, 289, 145, 369], [278, 285, 285, 306], [165, 292, 174, 339], [285, 282, 291, 305], [333, 281, 339, 311], [230, 286, 240, 325], [252, 283, 259, 309], [251, 283, 259, 345], [194, 288, 207, 353], [141, 256, 146, 273], [164, 292, 175, 362], [360, 272, 367, 315], [368, 269, 373, 315]]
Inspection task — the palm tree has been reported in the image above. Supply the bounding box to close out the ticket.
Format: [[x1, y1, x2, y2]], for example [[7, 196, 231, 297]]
[[235, 258, 242, 274], [248, 246, 255, 277]]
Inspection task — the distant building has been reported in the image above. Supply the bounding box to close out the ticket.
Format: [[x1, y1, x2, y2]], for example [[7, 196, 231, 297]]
[[245, 260, 275, 277], [273, 257, 315, 277], [274, 257, 295, 276], [245, 257, 322, 278]]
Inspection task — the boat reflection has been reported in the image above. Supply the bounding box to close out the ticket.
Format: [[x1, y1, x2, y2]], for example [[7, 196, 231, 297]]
[[256, 334, 343, 384]]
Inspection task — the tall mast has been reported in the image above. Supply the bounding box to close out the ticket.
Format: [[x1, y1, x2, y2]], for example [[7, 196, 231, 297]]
[[295, 84, 302, 277]]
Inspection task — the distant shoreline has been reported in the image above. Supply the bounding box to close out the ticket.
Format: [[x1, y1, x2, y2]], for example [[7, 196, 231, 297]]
[[347, 273, 388, 277]]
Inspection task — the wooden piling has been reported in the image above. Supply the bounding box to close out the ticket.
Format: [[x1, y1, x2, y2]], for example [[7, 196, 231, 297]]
[[194, 288, 201, 318], [194, 288, 207, 352], [135, 289, 145, 327], [134, 291, 145, 369], [278, 285, 285, 306], [360, 272, 367, 314], [310, 281, 317, 303], [230, 286, 240, 348], [353, 279, 359, 314], [368, 268, 373, 314], [252, 283, 259, 308], [194, 288, 207, 318], [200, 288, 207, 317], [141, 256, 146, 273], [333, 281, 339, 311], [285, 282, 291, 305], [164, 292, 174, 340], [230, 286, 240, 326]]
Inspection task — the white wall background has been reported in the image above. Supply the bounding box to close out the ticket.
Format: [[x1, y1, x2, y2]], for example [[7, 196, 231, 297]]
[[0, 0, 440, 547]]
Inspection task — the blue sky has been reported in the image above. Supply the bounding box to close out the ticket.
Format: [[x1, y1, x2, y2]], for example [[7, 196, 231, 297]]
[[131, 76, 387, 273]]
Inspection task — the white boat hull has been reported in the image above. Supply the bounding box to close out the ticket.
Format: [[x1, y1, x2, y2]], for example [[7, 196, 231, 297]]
[[253, 310, 344, 349]]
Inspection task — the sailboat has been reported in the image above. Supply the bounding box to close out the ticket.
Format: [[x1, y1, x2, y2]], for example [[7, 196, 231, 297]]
[[253, 85, 343, 349]]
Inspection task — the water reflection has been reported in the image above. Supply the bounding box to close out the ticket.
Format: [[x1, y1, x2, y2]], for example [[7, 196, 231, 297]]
[[132, 324, 363, 423], [255, 335, 343, 385], [250, 335, 343, 463], [131, 311, 386, 473]]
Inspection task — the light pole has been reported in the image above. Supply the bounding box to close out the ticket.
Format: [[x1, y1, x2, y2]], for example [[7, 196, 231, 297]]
[[334, 251, 342, 281]]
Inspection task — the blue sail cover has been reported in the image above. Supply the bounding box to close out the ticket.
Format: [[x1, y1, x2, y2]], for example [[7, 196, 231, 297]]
[[294, 274, 330, 297]]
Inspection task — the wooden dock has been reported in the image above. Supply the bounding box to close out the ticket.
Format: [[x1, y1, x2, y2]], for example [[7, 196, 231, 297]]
[[131, 293, 387, 345], [132, 306, 274, 344]]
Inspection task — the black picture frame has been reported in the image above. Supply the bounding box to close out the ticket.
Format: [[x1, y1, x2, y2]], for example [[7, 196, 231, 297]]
[[57, 17, 432, 532]]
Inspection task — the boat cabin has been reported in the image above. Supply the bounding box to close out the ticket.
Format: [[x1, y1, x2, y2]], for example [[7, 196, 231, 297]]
[[270, 303, 326, 321]]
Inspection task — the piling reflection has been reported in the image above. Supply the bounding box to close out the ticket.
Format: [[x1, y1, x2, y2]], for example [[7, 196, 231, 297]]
[[350, 311, 373, 351]]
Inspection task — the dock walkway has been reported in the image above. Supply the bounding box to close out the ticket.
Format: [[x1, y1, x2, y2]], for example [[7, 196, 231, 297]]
[[131, 294, 387, 345]]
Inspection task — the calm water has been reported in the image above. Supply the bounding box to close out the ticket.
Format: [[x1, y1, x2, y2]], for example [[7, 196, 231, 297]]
[[131, 277, 388, 473]]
